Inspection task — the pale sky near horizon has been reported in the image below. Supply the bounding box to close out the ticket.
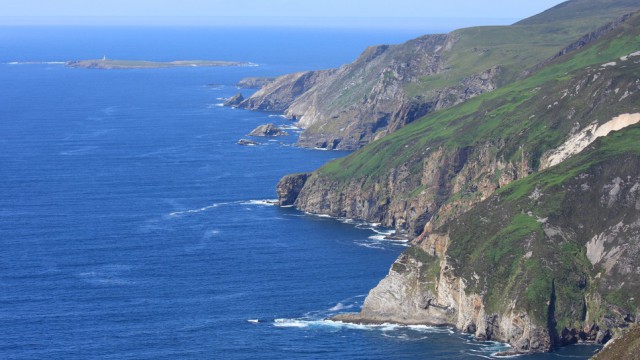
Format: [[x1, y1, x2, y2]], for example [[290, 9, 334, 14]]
[[2, 0, 568, 27]]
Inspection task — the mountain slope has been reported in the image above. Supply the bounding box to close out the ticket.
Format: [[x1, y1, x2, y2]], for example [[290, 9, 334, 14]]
[[342, 126, 640, 354], [277, 11, 640, 354], [238, 0, 640, 150], [280, 13, 640, 237]]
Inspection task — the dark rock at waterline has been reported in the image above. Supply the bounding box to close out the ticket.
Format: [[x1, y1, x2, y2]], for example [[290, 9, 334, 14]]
[[224, 93, 244, 107], [237, 139, 259, 146], [277, 173, 310, 206], [248, 123, 288, 137]]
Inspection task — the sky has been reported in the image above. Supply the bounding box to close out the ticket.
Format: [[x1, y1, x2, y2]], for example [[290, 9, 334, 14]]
[[1, 0, 568, 27]]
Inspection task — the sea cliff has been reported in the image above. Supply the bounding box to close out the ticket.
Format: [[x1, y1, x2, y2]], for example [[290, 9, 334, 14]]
[[275, 5, 640, 354]]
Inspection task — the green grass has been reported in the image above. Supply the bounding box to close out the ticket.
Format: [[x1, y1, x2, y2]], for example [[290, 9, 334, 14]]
[[317, 14, 640, 188]]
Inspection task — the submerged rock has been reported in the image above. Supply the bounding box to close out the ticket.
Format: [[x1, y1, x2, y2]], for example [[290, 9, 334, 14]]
[[237, 139, 259, 146], [248, 123, 289, 137]]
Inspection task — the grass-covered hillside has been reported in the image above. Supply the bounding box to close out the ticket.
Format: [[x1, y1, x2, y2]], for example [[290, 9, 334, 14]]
[[245, 0, 640, 150], [287, 12, 640, 236]]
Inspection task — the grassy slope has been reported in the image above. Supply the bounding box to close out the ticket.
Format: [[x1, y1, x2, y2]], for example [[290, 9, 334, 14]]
[[300, 0, 640, 142], [405, 0, 640, 96], [318, 13, 640, 186]]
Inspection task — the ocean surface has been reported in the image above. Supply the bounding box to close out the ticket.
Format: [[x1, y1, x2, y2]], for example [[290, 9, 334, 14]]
[[0, 27, 600, 359]]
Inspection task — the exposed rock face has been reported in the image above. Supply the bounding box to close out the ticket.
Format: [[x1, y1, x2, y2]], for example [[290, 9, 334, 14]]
[[238, 70, 336, 112], [285, 142, 527, 236], [336, 132, 640, 354], [540, 113, 640, 169], [354, 246, 552, 353], [233, 33, 512, 150], [277, 173, 310, 206], [280, 42, 640, 235], [236, 77, 276, 89], [279, 14, 640, 355], [236, 7, 636, 151], [224, 93, 244, 107], [248, 123, 288, 137]]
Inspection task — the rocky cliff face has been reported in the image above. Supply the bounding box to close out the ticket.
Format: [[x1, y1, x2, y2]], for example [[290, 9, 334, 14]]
[[280, 34, 640, 234], [238, 70, 335, 112], [277, 13, 640, 354], [240, 34, 504, 150], [237, 5, 636, 151], [336, 128, 640, 354], [290, 142, 527, 236]]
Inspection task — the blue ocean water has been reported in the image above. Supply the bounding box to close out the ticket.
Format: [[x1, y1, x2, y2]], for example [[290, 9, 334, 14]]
[[0, 27, 600, 359]]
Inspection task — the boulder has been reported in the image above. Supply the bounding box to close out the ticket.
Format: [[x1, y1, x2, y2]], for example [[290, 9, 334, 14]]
[[237, 139, 259, 146], [224, 93, 244, 107], [248, 123, 288, 137]]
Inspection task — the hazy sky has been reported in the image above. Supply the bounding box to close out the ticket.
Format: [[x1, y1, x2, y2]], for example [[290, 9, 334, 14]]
[[2, 0, 568, 27]]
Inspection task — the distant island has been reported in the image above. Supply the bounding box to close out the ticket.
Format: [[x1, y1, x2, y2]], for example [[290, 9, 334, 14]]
[[65, 58, 256, 69]]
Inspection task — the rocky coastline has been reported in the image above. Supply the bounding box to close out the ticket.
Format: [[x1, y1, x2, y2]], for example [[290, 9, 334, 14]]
[[270, 6, 640, 356]]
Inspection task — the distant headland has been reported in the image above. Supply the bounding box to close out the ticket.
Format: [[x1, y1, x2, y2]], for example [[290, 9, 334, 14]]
[[65, 58, 256, 69]]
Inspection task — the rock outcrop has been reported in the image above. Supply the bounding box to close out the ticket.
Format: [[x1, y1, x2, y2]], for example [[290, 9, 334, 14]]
[[238, 70, 336, 112], [237, 139, 259, 146], [248, 123, 288, 137], [277, 173, 310, 206], [224, 93, 244, 107]]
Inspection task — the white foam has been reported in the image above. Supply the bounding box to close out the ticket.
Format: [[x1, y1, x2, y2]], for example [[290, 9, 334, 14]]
[[278, 125, 300, 130], [170, 199, 278, 217], [328, 302, 356, 312], [241, 199, 278, 206], [313, 147, 330, 151], [169, 203, 222, 216], [273, 318, 310, 328], [6, 61, 65, 65], [305, 212, 333, 218], [354, 241, 386, 249], [268, 114, 288, 119]]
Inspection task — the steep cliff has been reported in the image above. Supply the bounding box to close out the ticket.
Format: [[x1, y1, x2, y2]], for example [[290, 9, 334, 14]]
[[337, 126, 640, 354], [276, 11, 640, 355], [240, 0, 639, 150], [279, 14, 640, 236], [238, 69, 335, 112]]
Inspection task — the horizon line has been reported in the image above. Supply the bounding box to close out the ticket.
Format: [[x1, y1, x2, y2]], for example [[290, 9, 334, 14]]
[[0, 16, 520, 29]]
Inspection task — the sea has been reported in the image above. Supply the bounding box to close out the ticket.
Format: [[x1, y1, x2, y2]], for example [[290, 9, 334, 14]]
[[0, 26, 600, 359]]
